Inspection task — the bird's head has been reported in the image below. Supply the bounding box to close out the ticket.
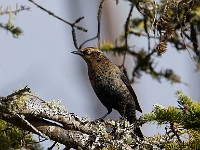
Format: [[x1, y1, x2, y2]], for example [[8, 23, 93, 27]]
[[72, 47, 108, 64]]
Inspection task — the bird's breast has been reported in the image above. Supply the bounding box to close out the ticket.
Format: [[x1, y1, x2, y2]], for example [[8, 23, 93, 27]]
[[88, 67, 130, 97]]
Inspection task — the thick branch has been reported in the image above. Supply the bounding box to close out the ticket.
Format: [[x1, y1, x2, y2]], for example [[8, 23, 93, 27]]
[[1, 114, 90, 148], [0, 87, 163, 149], [0, 87, 96, 148]]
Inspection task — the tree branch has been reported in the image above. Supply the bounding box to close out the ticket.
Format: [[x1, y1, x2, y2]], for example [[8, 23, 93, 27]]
[[27, 0, 87, 32], [0, 86, 164, 149], [27, 0, 87, 50]]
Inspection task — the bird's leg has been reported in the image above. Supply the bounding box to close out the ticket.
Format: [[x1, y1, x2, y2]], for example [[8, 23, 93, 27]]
[[122, 105, 127, 118], [93, 115, 105, 122], [94, 109, 112, 122], [100, 112, 110, 120]]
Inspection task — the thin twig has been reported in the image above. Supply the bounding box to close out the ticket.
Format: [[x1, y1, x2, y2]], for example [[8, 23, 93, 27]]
[[0, 4, 30, 16], [79, 0, 107, 49], [71, 17, 85, 49], [182, 33, 195, 61], [79, 36, 97, 49], [148, 0, 157, 53], [27, 0, 88, 49], [16, 114, 49, 139], [72, 28, 78, 49], [48, 141, 57, 150], [176, 1, 194, 61], [170, 123, 181, 142], [122, 1, 134, 66], [97, 0, 106, 49], [28, 0, 87, 32], [148, 0, 157, 36], [129, 31, 159, 39]]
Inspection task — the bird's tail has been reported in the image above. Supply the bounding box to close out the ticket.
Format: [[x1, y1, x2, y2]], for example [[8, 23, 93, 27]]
[[122, 105, 144, 139], [134, 127, 144, 139]]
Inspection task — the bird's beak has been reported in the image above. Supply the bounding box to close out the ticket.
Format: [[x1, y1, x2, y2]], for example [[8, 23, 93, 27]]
[[71, 50, 84, 56]]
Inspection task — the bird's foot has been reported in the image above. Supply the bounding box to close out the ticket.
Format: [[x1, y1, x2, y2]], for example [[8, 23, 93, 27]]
[[92, 117, 105, 124]]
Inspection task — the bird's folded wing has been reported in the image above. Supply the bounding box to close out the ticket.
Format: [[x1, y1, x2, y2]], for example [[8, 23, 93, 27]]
[[121, 74, 142, 113]]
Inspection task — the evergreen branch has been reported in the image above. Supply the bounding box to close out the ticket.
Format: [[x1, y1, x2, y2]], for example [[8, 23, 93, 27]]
[[0, 23, 23, 38]]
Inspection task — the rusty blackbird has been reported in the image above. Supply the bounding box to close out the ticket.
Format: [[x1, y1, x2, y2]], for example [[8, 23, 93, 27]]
[[72, 47, 143, 138]]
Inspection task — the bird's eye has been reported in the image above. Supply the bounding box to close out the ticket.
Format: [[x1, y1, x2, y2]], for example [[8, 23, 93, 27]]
[[84, 50, 92, 55]]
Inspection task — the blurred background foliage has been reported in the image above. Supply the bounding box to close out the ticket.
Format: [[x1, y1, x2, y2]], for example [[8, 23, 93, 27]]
[[0, 4, 43, 150], [0, 120, 43, 150], [1, 1, 200, 84], [142, 90, 200, 149], [101, 0, 200, 84], [0, 4, 30, 37], [1, 0, 200, 149]]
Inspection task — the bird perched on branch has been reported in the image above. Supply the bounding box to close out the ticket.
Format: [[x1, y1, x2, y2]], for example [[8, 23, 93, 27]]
[[72, 47, 143, 138]]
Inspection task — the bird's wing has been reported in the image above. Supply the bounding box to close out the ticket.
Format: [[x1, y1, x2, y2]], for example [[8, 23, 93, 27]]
[[121, 74, 142, 113]]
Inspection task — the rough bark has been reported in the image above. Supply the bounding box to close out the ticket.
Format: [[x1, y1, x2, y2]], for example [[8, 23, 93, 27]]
[[0, 87, 163, 149]]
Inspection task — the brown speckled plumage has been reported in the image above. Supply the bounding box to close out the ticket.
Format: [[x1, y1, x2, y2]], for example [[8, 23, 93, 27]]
[[72, 47, 143, 138]]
